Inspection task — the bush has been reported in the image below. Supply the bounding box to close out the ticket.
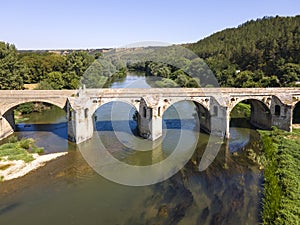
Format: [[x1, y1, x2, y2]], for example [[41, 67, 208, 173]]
[[8, 135, 18, 143], [31, 145, 44, 154], [18, 138, 34, 149], [16, 103, 34, 114]]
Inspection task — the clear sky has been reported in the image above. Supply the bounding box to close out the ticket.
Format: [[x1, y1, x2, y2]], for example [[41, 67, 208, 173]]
[[1, 0, 299, 49]]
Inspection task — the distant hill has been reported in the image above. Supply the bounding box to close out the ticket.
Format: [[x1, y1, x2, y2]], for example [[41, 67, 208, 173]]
[[186, 15, 300, 87]]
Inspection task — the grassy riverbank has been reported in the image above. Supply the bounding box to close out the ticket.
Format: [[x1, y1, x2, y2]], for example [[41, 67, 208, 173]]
[[0, 136, 44, 163], [259, 127, 300, 224], [0, 136, 68, 181]]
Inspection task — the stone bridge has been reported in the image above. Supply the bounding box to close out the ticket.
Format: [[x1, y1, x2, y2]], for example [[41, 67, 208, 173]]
[[0, 88, 300, 143]]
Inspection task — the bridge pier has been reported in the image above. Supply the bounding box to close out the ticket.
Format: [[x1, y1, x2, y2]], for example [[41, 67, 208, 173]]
[[67, 100, 94, 144], [270, 99, 292, 132], [138, 99, 162, 141], [211, 105, 230, 139]]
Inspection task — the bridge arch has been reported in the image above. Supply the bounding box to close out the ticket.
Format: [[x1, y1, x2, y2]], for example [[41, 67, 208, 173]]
[[161, 99, 211, 134], [90, 99, 139, 116], [1, 99, 66, 116], [228, 96, 271, 112], [229, 98, 272, 129], [92, 100, 140, 135], [0, 100, 69, 141], [160, 97, 210, 115]]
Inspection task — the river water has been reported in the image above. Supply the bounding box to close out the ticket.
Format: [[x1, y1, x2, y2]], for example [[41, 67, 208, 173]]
[[0, 73, 262, 225]]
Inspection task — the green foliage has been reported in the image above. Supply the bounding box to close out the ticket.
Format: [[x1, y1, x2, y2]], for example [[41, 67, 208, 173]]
[[37, 71, 64, 90], [144, 61, 203, 87], [0, 42, 25, 89], [81, 58, 115, 88], [0, 143, 34, 162], [65, 51, 94, 77], [15, 102, 51, 115], [0, 137, 44, 163], [31, 145, 44, 154], [62, 71, 79, 89], [230, 102, 251, 118], [8, 135, 18, 143], [16, 102, 35, 114], [259, 128, 300, 224], [155, 78, 178, 88], [188, 15, 300, 87], [19, 50, 94, 90], [186, 78, 200, 87], [19, 52, 66, 83], [18, 138, 34, 149]]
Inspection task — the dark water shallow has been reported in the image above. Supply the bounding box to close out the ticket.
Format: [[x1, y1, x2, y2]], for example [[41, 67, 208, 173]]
[[0, 73, 263, 225]]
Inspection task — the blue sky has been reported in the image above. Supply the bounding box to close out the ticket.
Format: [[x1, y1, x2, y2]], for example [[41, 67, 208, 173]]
[[1, 0, 299, 49]]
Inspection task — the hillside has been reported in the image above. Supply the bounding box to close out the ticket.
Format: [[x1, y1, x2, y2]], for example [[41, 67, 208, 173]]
[[187, 15, 300, 87]]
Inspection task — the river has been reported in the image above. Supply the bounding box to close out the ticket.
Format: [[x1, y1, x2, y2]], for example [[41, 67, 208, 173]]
[[0, 72, 263, 225]]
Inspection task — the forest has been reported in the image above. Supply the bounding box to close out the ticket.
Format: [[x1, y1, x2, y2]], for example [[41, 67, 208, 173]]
[[187, 15, 300, 87], [0, 15, 299, 89]]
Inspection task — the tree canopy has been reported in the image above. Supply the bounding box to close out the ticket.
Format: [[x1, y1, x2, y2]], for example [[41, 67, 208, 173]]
[[187, 15, 300, 87], [0, 42, 25, 89]]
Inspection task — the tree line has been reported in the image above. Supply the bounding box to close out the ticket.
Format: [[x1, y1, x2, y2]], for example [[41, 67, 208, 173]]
[[0, 42, 95, 90]]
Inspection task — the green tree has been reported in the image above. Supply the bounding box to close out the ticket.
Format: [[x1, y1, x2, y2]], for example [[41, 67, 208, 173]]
[[19, 52, 66, 83], [38, 71, 64, 89], [62, 71, 80, 89], [278, 63, 300, 85], [0, 42, 24, 89], [175, 73, 189, 87], [187, 15, 300, 87], [186, 78, 200, 87], [65, 51, 94, 77]]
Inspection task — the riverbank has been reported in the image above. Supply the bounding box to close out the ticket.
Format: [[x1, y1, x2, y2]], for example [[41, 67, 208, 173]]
[[259, 127, 300, 224], [0, 152, 68, 181], [0, 137, 68, 181]]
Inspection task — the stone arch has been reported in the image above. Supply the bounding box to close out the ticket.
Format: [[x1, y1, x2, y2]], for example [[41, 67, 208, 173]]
[[161, 97, 210, 115], [1, 99, 66, 116], [92, 100, 139, 126], [90, 99, 139, 116], [161, 99, 211, 134], [229, 98, 272, 129], [229, 96, 270, 112], [0, 100, 68, 141]]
